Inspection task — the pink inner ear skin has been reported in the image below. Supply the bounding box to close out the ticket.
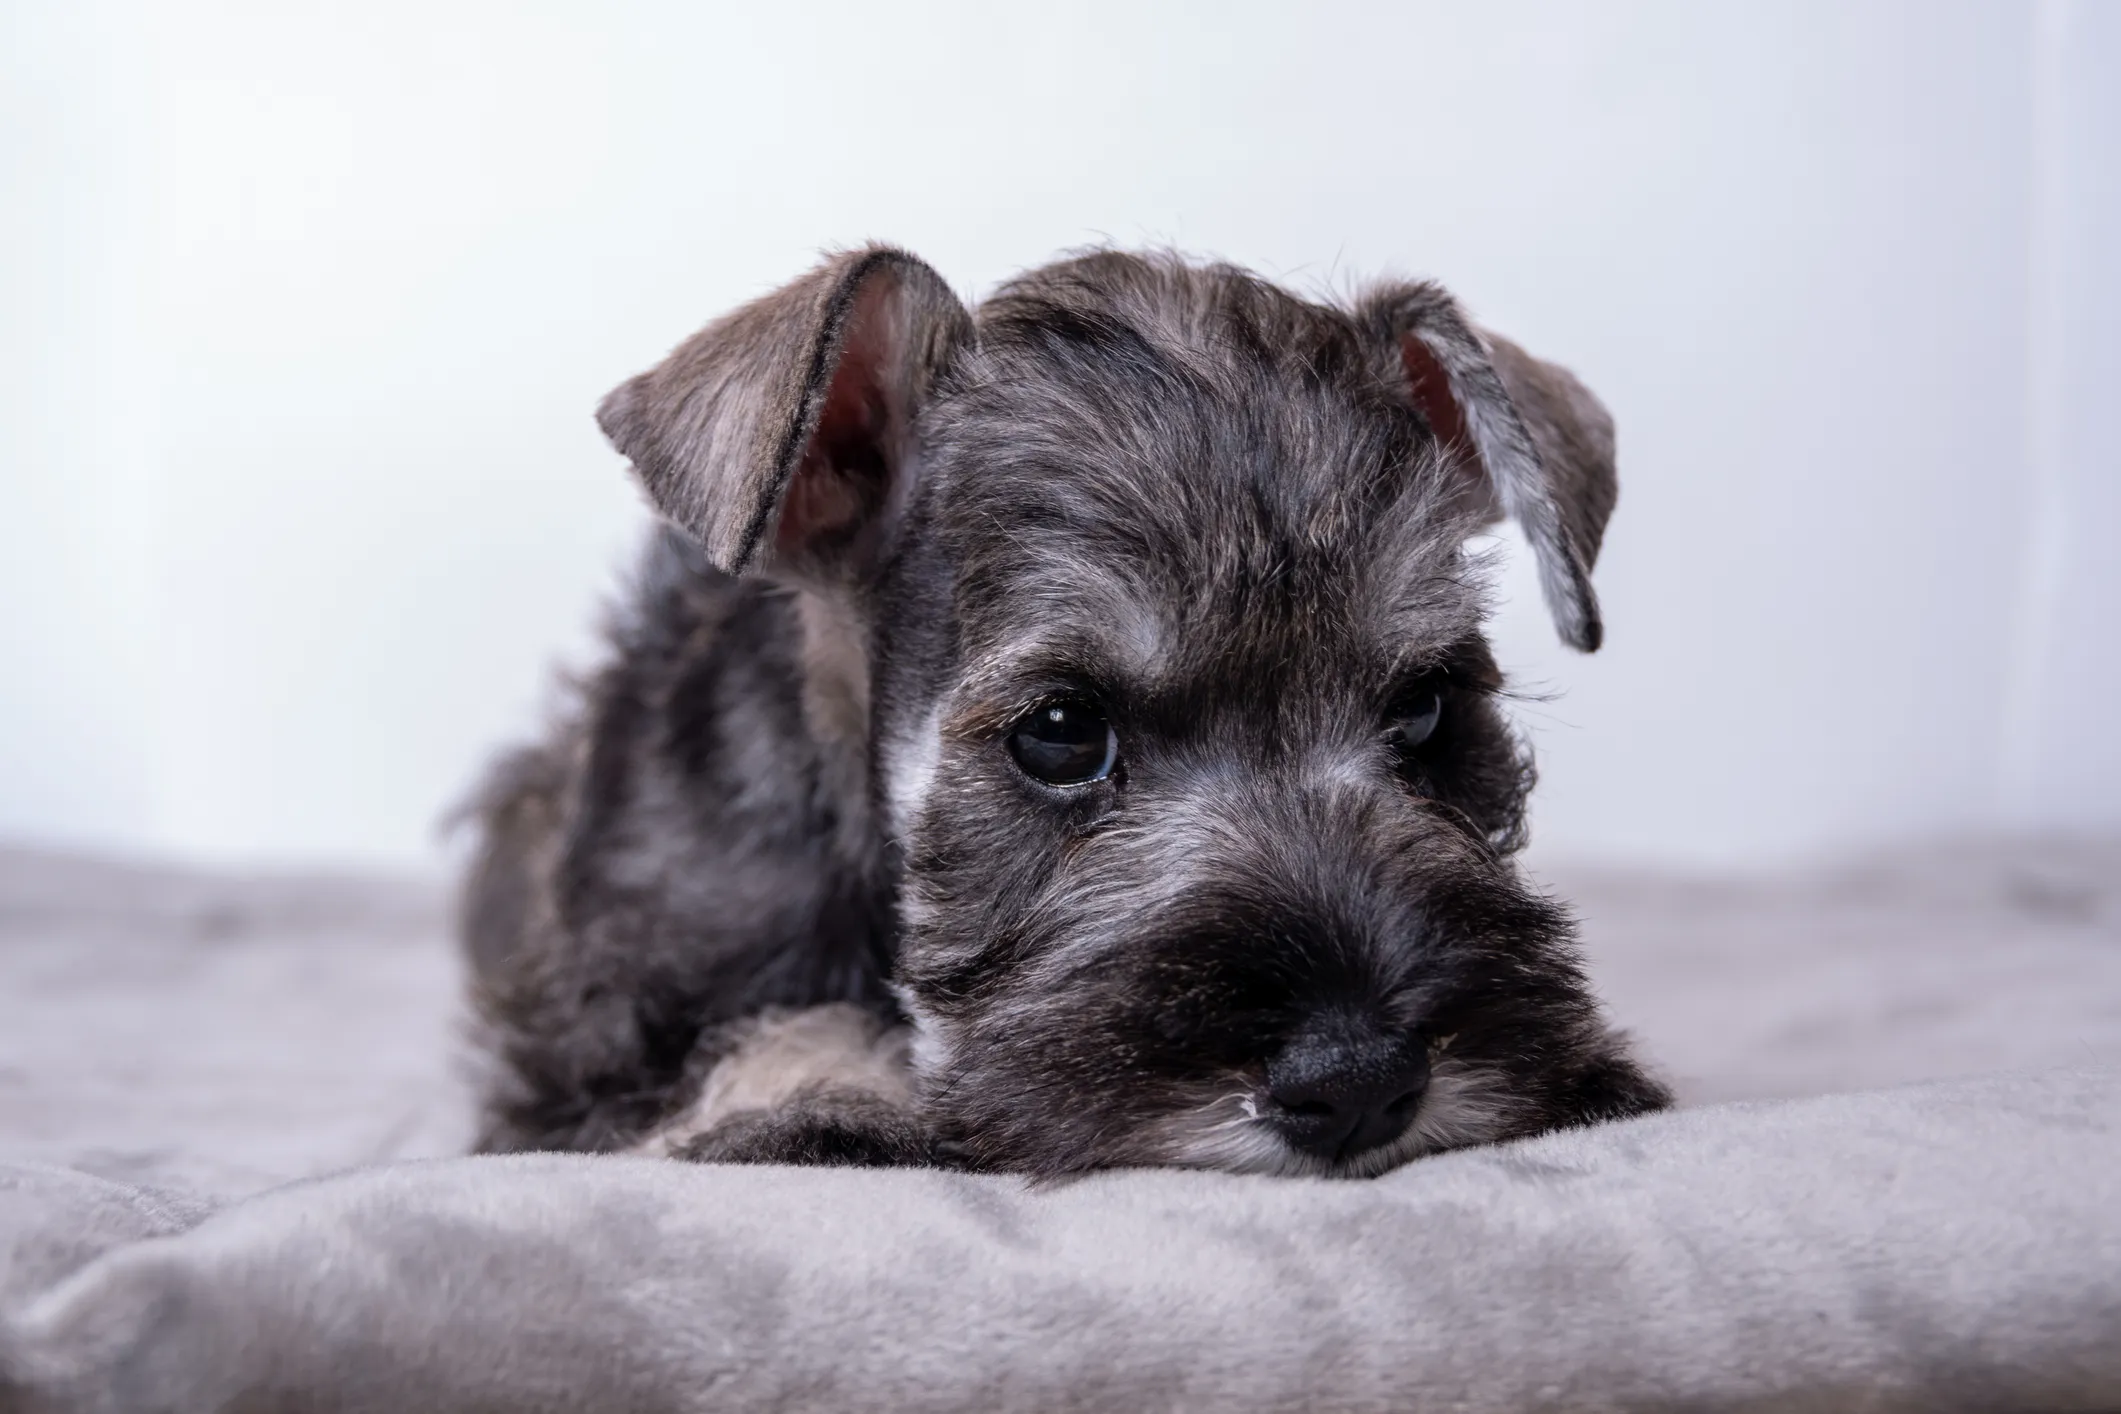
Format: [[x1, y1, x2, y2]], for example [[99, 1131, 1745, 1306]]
[[775, 443, 866, 556], [1397, 335, 1475, 467], [774, 290, 898, 562]]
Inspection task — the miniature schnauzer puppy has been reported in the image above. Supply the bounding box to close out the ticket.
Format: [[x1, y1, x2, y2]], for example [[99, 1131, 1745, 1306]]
[[459, 245, 1669, 1178]]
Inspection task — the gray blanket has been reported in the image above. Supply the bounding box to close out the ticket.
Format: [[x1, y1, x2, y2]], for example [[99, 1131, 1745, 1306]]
[[4, 1070, 2119, 1412], [3, 840, 2120, 1410]]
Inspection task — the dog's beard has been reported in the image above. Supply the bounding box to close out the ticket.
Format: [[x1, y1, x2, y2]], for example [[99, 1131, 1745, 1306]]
[[1140, 1050, 1527, 1179], [905, 987, 1536, 1179]]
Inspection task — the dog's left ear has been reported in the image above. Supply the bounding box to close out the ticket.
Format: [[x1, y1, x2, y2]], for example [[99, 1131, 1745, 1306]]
[[597, 246, 970, 586], [1361, 284, 1617, 652]]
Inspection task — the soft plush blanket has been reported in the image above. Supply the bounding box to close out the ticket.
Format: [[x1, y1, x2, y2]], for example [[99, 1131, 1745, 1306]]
[[2, 839, 2119, 1411], [4, 1070, 2119, 1412]]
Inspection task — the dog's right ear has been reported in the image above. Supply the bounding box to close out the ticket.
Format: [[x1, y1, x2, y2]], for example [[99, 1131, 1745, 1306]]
[[597, 247, 970, 583]]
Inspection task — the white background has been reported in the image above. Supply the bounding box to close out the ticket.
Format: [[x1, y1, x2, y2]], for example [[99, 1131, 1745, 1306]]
[[4, 0, 2116, 872]]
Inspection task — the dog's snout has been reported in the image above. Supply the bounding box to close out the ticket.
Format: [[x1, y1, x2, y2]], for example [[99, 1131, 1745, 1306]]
[[1264, 1020, 1430, 1162]]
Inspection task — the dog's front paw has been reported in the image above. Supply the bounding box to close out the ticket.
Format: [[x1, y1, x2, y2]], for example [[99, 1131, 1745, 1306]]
[[671, 1091, 937, 1168]]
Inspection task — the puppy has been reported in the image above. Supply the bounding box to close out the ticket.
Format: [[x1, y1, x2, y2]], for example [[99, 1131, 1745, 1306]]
[[459, 246, 1669, 1178]]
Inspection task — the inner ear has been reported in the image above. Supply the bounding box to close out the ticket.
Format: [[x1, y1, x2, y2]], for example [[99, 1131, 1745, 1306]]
[[774, 276, 910, 568], [1397, 334, 1472, 463], [1396, 332, 1502, 528]]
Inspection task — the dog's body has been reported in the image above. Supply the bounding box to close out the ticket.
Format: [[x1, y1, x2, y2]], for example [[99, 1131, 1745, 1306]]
[[462, 247, 1669, 1178]]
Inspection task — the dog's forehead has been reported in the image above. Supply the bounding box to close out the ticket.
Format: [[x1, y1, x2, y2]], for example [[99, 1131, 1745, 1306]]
[[925, 254, 1487, 684]]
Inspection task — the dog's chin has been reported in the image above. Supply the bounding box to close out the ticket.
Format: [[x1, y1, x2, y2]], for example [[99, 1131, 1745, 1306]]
[[1142, 1056, 1527, 1180]]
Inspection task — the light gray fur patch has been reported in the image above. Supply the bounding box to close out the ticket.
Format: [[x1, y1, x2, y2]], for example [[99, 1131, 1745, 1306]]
[[881, 702, 945, 845], [630, 1004, 913, 1158], [892, 983, 957, 1089], [795, 588, 877, 861]]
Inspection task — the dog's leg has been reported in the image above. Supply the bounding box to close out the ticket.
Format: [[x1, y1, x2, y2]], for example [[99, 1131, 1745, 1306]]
[[630, 1004, 933, 1167], [668, 1093, 934, 1167]]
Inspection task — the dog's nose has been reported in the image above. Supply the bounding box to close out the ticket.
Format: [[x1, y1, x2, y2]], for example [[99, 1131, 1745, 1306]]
[[1265, 1023, 1430, 1162]]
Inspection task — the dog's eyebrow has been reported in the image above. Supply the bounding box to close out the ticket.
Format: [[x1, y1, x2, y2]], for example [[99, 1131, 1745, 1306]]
[[1385, 634, 1505, 695], [1369, 571, 1496, 682], [945, 632, 1152, 738]]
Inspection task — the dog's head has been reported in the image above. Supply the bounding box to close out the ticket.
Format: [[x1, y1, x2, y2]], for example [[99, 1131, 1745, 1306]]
[[598, 246, 1667, 1177]]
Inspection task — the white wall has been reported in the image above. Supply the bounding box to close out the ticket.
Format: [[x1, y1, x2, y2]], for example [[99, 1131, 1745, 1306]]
[[3, 0, 2116, 871], [1998, 0, 2121, 830]]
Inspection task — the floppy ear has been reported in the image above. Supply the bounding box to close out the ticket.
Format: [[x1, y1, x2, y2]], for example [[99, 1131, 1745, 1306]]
[[597, 246, 970, 583], [1361, 284, 1618, 652]]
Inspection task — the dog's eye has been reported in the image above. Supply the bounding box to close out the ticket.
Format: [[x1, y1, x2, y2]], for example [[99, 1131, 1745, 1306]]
[[1007, 701, 1118, 787], [1386, 687, 1444, 752]]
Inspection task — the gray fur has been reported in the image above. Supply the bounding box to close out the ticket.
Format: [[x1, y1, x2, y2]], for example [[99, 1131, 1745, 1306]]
[[460, 245, 1667, 1176]]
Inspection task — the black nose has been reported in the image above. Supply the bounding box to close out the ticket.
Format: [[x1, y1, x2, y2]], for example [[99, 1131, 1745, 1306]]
[[1265, 1020, 1430, 1162]]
